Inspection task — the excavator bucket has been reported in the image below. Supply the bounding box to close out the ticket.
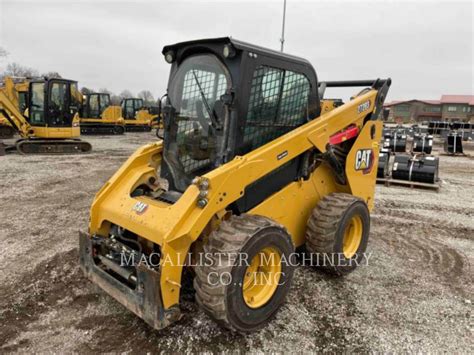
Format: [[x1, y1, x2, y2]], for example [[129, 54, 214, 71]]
[[392, 154, 439, 184], [412, 133, 433, 154], [377, 148, 391, 178], [383, 131, 407, 152], [444, 131, 463, 154], [428, 121, 449, 135]]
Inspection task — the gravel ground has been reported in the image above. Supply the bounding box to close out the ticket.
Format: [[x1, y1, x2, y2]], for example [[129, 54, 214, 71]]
[[0, 133, 472, 352]]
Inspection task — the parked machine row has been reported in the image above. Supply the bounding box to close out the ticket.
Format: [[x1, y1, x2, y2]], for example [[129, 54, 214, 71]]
[[79, 94, 159, 135], [0, 76, 162, 153]]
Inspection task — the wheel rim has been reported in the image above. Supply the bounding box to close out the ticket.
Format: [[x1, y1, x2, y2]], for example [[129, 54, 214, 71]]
[[342, 215, 363, 258], [242, 247, 281, 309]]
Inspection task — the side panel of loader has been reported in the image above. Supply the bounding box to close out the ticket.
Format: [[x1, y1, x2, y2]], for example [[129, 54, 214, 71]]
[[345, 121, 382, 211], [249, 121, 382, 247], [248, 165, 339, 248]]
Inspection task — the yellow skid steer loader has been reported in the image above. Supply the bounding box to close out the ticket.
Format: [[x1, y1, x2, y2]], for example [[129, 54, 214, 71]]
[[80, 37, 390, 332]]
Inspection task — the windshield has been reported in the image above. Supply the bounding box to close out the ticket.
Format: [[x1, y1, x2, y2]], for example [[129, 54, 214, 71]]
[[165, 54, 231, 191]]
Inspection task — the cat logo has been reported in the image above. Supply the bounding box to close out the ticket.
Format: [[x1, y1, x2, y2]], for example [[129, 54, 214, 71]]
[[132, 201, 148, 215], [355, 149, 374, 174]]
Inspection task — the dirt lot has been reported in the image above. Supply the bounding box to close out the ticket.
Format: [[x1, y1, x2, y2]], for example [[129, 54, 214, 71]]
[[0, 133, 472, 352]]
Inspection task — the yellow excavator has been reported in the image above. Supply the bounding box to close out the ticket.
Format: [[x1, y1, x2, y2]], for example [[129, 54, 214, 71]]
[[0, 76, 92, 154], [79, 37, 390, 332], [79, 93, 125, 135], [0, 77, 29, 138], [121, 97, 158, 132]]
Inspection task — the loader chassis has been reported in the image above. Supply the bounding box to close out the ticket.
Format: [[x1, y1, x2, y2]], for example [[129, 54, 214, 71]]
[[80, 37, 390, 331]]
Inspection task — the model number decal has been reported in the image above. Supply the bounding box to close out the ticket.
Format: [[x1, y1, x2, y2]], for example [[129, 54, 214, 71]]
[[132, 201, 148, 215], [355, 149, 374, 174], [358, 100, 371, 114]]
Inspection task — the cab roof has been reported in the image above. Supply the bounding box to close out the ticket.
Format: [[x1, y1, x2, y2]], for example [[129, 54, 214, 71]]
[[162, 37, 314, 68]]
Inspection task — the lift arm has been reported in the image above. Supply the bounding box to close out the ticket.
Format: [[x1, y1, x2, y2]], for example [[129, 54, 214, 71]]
[[0, 88, 32, 138]]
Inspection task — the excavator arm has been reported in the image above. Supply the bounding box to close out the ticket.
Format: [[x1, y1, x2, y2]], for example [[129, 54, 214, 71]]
[[0, 88, 32, 138]]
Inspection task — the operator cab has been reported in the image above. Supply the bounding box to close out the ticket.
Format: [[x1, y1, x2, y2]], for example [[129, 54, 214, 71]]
[[28, 78, 80, 127], [161, 37, 320, 193], [83, 93, 111, 119], [121, 98, 144, 119]]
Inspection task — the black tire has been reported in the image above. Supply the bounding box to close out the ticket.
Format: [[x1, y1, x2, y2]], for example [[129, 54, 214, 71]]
[[194, 214, 295, 332], [305, 193, 370, 276]]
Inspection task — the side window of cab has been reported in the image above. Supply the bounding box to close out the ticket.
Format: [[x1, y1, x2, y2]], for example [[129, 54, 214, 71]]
[[243, 65, 310, 151]]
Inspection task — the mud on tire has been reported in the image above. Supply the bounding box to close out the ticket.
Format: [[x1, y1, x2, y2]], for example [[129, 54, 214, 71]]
[[194, 214, 295, 332], [305, 193, 370, 276]]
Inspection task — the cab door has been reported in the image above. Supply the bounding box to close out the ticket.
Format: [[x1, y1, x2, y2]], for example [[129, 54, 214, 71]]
[[28, 82, 46, 126], [87, 94, 100, 118], [122, 99, 136, 119], [47, 80, 76, 127]]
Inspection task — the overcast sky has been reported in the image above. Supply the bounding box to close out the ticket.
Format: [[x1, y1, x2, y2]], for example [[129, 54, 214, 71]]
[[0, 0, 472, 101]]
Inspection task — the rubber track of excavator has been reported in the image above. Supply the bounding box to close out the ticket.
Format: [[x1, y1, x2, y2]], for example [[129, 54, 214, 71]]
[[14, 138, 92, 155], [125, 125, 152, 132], [80, 124, 125, 135]]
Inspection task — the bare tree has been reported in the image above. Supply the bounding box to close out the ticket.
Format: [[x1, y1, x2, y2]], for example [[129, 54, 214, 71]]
[[110, 95, 122, 105], [4, 62, 39, 78], [119, 90, 133, 100], [0, 47, 8, 58], [98, 88, 113, 94], [137, 90, 155, 106], [80, 87, 94, 95], [98, 88, 121, 105], [42, 71, 62, 78]]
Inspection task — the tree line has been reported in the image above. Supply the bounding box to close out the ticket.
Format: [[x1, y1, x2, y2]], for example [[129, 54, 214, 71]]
[[0, 46, 157, 106]]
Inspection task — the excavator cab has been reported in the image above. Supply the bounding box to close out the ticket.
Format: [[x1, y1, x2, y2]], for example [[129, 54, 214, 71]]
[[121, 98, 144, 119], [83, 93, 111, 119], [28, 79, 80, 130], [79, 93, 125, 135], [121, 97, 156, 131]]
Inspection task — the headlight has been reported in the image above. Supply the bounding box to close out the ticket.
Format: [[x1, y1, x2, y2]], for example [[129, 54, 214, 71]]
[[223, 44, 236, 58], [164, 50, 175, 63]]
